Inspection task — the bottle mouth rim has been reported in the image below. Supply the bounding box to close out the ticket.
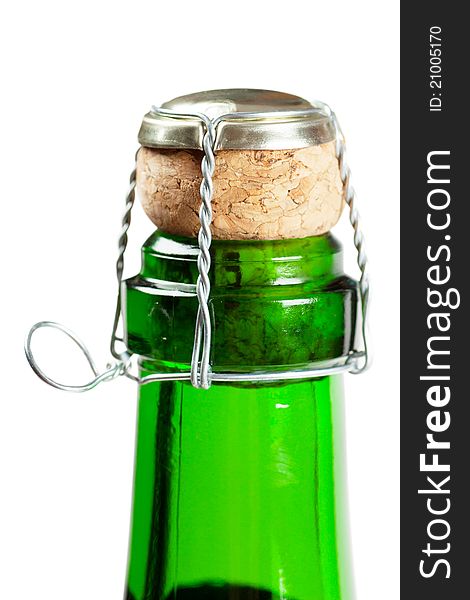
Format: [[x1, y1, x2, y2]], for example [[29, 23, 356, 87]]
[[143, 230, 343, 263]]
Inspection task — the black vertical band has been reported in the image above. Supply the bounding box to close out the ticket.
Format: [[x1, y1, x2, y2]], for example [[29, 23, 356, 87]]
[[401, 4, 468, 598]]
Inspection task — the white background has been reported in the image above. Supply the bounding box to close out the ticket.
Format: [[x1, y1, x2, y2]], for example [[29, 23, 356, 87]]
[[1, 1, 399, 599]]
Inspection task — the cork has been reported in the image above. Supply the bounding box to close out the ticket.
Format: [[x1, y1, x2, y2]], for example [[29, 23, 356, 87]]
[[136, 141, 344, 240]]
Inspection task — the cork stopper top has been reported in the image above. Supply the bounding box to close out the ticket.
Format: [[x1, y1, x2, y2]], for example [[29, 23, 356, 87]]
[[137, 89, 344, 241]]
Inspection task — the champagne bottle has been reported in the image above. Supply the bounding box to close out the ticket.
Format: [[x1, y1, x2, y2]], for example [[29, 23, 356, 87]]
[[24, 89, 366, 600]]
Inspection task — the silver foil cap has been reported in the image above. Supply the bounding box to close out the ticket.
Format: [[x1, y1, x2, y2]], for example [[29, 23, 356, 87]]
[[138, 89, 336, 150]]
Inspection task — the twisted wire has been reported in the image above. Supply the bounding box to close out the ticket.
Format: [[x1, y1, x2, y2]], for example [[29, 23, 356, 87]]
[[110, 153, 138, 362], [190, 118, 216, 389], [333, 115, 369, 373]]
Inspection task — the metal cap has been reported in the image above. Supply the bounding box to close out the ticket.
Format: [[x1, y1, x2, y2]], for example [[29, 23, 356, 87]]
[[138, 89, 336, 150]]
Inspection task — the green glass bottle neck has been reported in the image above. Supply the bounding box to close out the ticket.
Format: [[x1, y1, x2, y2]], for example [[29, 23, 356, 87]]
[[123, 231, 356, 600]]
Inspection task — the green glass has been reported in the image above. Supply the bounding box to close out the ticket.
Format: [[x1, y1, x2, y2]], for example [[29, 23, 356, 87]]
[[123, 231, 357, 600]]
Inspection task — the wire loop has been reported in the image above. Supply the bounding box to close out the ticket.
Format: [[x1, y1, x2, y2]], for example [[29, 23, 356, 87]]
[[24, 321, 128, 393]]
